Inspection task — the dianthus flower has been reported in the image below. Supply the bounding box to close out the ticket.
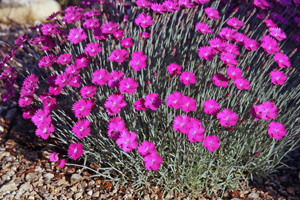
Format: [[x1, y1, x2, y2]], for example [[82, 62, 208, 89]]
[[72, 119, 91, 139], [217, 109, 238, 127], [269, 27, 287, 41], [121, 37, 134, 48], [75, 54, 90, 68], [132, 98, 146, 111], [38, 54, 57, 68], [64, 11, 82, 24], [178, 0, 195, 8], [101, 21, 119, 34], [57, 159, 66, 168], [41, 23, 59, 36], [220, 52, 238, 67], [226, 67, 243, 80], [144, 93, 162, 111], [69, 76, 83, 87], [233, 78, 251, 90], [219, 28, 237, 41], [257, 101, 277, 120], [49, 153, 59, 162], [23, 107, 35, 119], [108, 49, 129, 63], [108, 70, 124, 88], [18, 96, 33, 107], [48, 85, 62, 96], [227, 17, 244, 29], [173, 115, 193, 134], [65, 64, 81, 76], [193, 0, 210, 4], [250, 105, 261, 120], [43, 97, 57, 111], [139, 32, 150, 39], [198, 46, 216, 61], [116, 131, 138, 152], [112, 30, 124, 39], [261, 36, 280, 54], [203, 135, 220, 152], [80, 85, 97, 99], [273, 53, 290, 68], [187, 119, 205, 142], [254, 0, 273, 9], [107, 117, 128, 140], [265, 19, 277, 27], [104, 93, 127, 115], [119, 77, 139, 94], [72, 99, 94, 118], [181, 96, 197, 113], [234, 32, 248, 45], [57, 53, 72, 65], [35, 123, 55, 140], [129, 51, 147, 71], [0, 67, 15, 79], [179, 72, 196, 85], [151, 3, 167, 14], [136, 0, 152, 8], [167, 63, 182, 76], [55, 73, 72, 88], [212, 73, 229, 87], [163, 0, 180, 12], [92, 69, 110, 86], [209, 37, 226, 51], [93, 28, 109, 40], [166, 92, 184, 109], [205, 7, 220, 19], [268, 122, 286, 140], [68, 28, 87, 44], [31, 109, 52, 127], [224, 43, 240, 55], [84, 42, 102, 57], [83, 18, 100, 29], [138, 141, 156, 157], [195, 22, 212, 34], [144, 152, 163, 171], [68, 142, 84, 160], [270, 70, 287, 85], [203, 99, 220, 115], [244, 38, 260, 51], [135, 13, 153, 28]]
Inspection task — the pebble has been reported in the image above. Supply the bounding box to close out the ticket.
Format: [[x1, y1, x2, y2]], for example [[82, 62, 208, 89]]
[[73, 192, 83, 200], [5, 156, 13, 161], [6, 170, 15, 176], [43, 173, 54, 182], [87, 190, 93, 196], [25, 172, 40, 182], [70, 174, 83, 185], [2, 174, 11, 181], [92, 191, 99, 198], [248, 192, 259, 199], [0, 182, 18, 193]]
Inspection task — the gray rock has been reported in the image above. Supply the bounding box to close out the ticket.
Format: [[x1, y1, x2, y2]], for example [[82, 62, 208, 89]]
[[25, 172, 40, 182], [70, 174, 83, 185], [43, 173, 54, 182], [15, 183, 33, 199], [5, 108, 17, 120], [2, 174, 11, 181], [230, 198, 240, 200], [87, 190, 93, 196], [6, 170, 15, 176], [10, 166, 18, 171], [92, 191, 99, 198], [73, 192, 83, 200], [248, 192, 259, 199], [5, 156, 13, 161], [0, 182, 18, 193]]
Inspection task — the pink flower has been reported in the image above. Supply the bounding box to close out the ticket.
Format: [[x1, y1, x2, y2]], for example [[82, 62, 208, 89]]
[[108, 49, 129, 63], [93, 28, 109, 40], [38, 54, 57, 68], [43, 97, 57, 111], [65, 64, 81, 76], [270, 70, 287, 85], [219, 28, 237, 41], [55, 73, 72, 88], [119, 78, 139, 94], [92, 69, 110, 86], [136, 0, 152, 8], [31, 109, 51, 127], [134, 98, 147, 111], [72, 119, 91, 139], [163, 1, 180, 12], [138, 141, 156, 157], [167, 63, 182, 76], [265, 19, 277, 27], [68, 28, 87, 44], [129, 51, 147, 71], [254, 0, 273, 9], [173, 115, 192, 134], [203, 99, 220, 115], [68, 142, 84, 160], [69, 76, 83, 87], [181, 96, 197, 112], [76, 54, 90, 68], [217, 109, 238, 127], [41, 23, 59, 35], [57, 159, 66, 168], [193, 0, 210, 4], [49, 153, 59, 162], [101, 21, 119, 34], [269, 27, 287, 41], [209, 37, 226, 51], [195, 22, 212, 34], [57, 53, 72, 65], [35, 123, 55, 140], [23, 107, 35, 119], [166, 92, 184, 109], [121, 37, 134, 48], [116, 131, 138, 152], [64, 12, 81, 24], [178, 0, 195, 8], [233, 78, 251, 90], [135, 14, 153, 28], [273, 53, 290, 68], [257, 101, 277, 120], [108, 70, 124, 88], [108, 117, 128, 140], [113, 30, 124, 39], [244, 38, 260, 51], [226, 67, 243, 80], [144, 152, 163, 171], [18, 96, 33, 107], [205, 8, 220, 19], [234, 32, 248, 45], [104, 93, 127, 115], [198, 46, 216, 61], [203, 135, 220, 152], [212, 74, 229, 87], [250, 105, 261, 120], [220, 52, 238, 67], [83, 18, 100, 29], [84, 42, 102, 57], [80, 85, 97, 99], [151, 3, 167, 14], [261, 36, 280, 54], [139, 32, 150, 39], [268, 122, 286, 140], [72, 99, 94, 118], [144, 93, 162, 111], [227, 17, 244, 29], [187, 119, 205, 142], [224, 43, 240, 55], [179, 72, 196, 85]]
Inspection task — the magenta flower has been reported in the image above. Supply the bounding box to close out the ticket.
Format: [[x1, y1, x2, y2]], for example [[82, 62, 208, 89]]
[[151, 3, 167, 14], [144, 93, 162, 111], [23, 107, 35, 119], [224, 43, 240, 55], [49, 153, 59, 162], [254, 0, 273, 9], [265, 19, 277, 27], [108, 70, 124, 88], [244, 38, 260, 51], [193, 0, 210, 4], [68, 28, 87, 44], [72, 119, 91, 139], [31, 109, 51, 127], [41, 23, 59, 36], [226, 67, 243, 80], [269, 27, 287, 41], [178, 0, 195, 8], [83, 18, 100, 29], [203, 99, 220, 115], [181, 96, 197, 113], [101, 21, 119, 34], [187, 120, 205, 143], [72, 99, 94, 118], [203, 135, 220, 152], [107, 117, 128, 140], [198, 46, 216, 61], [167, 63, 182, 76], [43, 97, 57, 111], [270, 70, 287, 85], [219, 28, 237, 41], [38, 54, 57, 68], [121, 37, 134, 48], [113, 30, 124, 39], [273, 53, 290, 68], [179, 72, 196, 85], [220, 52, 238, 67], [135, 13, 153, 28], [93, 28, 109, 40], [69, 76, 83, 88], [68, 142, 84, 160], [268, 122, 287, 140], [35, 123, 55, 140], [163, 1, 180, 12], [195, 22, 212, 34], [136, 0, 152, 8], [234, 32, 248, 45], [18, 96, 33, 107], [119, 77, 139, 94], [144, 152, 163, 171], [104, 93, 127, 115], [217, 109, 238, 127], [65, 64, 81, 76], [209, 37, 226, 51], [173, 115, 193, 134], [212, 74, 229, 87], [48, 85, 62, 96], [233, 78, 251, 90], [84, 42, 102, 57], [261, 36, 280, 54], [139, 32, 150, 39], [57, 159, 66, 168], [227, 17, 244, 29], [55, 73, 72, 88], [257, 101, 277, 120], [64, 12, 81, 24], [134, 98, 146, 111], [116, 131, 138, 153], [80, 85, 97, 99], [166, 92, 184, 109], [92, 69, 110, 86], [57, 53, 72, 65], [137, 141, 156, 159], [75, 54, 90, 68], [250, 105, 261, 120], [108, 49, 129, 63], [129, 51, 147, 71], [205, 7, 220, 19]]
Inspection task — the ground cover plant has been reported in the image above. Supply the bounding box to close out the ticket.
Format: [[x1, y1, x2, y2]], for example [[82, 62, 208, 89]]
[[1, 0, 300, 198]]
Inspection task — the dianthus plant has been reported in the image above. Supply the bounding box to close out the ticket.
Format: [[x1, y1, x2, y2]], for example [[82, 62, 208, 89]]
[[3, 0, 300, 198]]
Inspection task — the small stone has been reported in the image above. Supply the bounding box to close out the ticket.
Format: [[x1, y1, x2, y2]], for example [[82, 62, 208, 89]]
[[0, 125, 4, 133], [2, 174, 11, 181], [43, 173, 54, 182], [230, 198, 240, 200], [287, 187, 295, 195], [5, 156, 13, 161], [70, 174, 83, 185], [6, 171, 15, 177], [87, 190, 93, 196], [25, 172, 40, 182], [88, 180, 95, 186], [11, 166, 17, 171], [28, 196, 35, 200], [248, 192, 259, 199], [56, 179, 69, 186], [73, 192, 83, 200], [5, 108, 17, 120], [92, 191, 99, 198], [0, 182, 18, 193]]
